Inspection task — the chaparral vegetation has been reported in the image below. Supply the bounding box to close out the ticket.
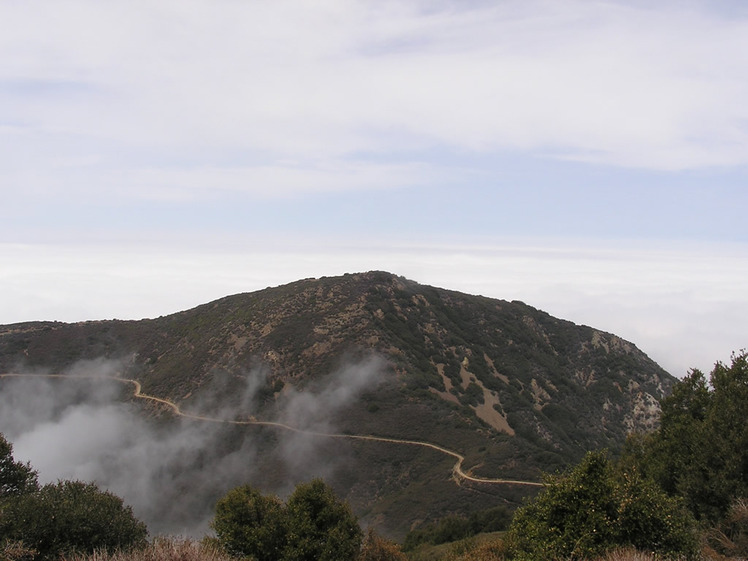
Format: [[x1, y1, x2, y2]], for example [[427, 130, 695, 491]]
[[1, 351, 746, 561]]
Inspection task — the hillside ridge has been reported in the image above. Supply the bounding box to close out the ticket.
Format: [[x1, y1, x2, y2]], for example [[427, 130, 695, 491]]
[[0, 271, 674, 537]]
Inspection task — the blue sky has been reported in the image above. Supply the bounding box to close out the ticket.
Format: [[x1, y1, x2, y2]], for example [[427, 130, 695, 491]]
[[1, 0, 747, 376]]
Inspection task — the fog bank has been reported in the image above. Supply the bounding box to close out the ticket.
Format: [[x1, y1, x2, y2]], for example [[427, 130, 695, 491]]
[[0, 356, 385, 536]]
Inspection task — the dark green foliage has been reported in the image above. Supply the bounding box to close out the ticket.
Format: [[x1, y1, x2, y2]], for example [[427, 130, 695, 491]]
[[460, 382, 484, 407], [613, 472, 699, 556], [402, 506, 512, 550], [470, 505, 513, 534], [540, 403, 578, 436], [0, 480, 147, 560], [505, 451, 698, 560], [403, 516, 473, 550], [624, 351, 748, 524], [1, 435, 146, 560], [0, 433, 38, 499], [211, 479, 362, 561], [284, 479, 363, 561], [211, 485, 287, 561]]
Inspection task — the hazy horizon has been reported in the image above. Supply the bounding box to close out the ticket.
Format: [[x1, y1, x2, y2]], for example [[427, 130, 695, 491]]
[[2, 1, 747, 376]]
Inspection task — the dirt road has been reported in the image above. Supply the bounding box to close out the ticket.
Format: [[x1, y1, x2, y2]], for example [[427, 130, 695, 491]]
[[0, 373, 542, 487]]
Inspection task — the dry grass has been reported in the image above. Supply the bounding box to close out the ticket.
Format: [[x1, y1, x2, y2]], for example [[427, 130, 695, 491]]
[[360, 529, 409, 561], [704, 498, 748, 561], [439, 538, 506, 561], [1, 540, 37, 561], [425, 544, 698, 561], [452, 541, 505, 561], [63, 537, 235, 561], [595, 549, 663, 561]]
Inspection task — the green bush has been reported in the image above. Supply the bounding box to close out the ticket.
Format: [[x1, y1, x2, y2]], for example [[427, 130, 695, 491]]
[[0, 434, 38, 499], [403, 506, 512, 550], [0, 480, 147, 560], [211, 485, 287, 561], [211, 479, 362, 561], [504, 451, 698, 560], [1, 434, 146, 561], [284, 479, 362, 561], [460, 382, 484, 407]]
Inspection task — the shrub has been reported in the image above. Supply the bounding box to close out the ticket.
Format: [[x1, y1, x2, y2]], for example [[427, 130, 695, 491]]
[[504, 451, 698, 560], [1, 435, 147, 560], [211, 485, 287, 561], [0, 480, 147, 560], [358, 529, 407, 561], [211, 479, 362, 561], [0, 433, 38, 498], [284, 479, 362, 561]]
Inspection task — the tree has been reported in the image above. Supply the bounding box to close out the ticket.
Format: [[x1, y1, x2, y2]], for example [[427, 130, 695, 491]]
[[211, 479, 362, 561], [211, 485, 287, 561], [284, 479, 362, 561], [624, 351, 748, 524], [1, 433, 41, 561], [0, 433, 38, 499], [0, 480, 148, 560], [505, 451, 698, 560]]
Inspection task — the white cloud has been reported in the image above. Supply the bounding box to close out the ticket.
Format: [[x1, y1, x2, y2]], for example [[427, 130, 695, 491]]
[[1, 239, 745, 377], [1, 357, 386, 536], [108, 161, 434, 201], [1, 0, 748, 205]]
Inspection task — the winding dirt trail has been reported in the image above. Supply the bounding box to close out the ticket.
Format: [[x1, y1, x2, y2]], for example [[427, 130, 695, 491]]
[[0, 373, 542, 488]]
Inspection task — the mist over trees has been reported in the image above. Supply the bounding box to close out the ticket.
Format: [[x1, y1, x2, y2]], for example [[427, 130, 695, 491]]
[[1, 351, 747, 561], [0, 433, 147, 560], [0, 357, 385, 537], [0, 435, 38, 499]]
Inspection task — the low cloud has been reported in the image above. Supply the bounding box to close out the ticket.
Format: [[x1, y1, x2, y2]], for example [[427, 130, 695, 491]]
[[279, 356, 384, 432], [1, 241, 745, 377], [275, 356, 384, 482], [0, 356, 386, 537]]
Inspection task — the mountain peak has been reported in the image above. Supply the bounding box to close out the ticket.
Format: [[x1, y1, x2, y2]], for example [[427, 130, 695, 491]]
[[0, 272, 674, 537]]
